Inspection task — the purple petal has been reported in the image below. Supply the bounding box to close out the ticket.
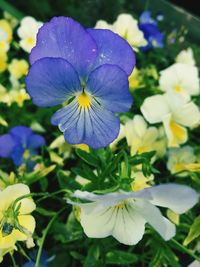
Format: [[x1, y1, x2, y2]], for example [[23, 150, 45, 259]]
[[30, 16, 97, 78], [139, 11, 157, 25], [0, 134, 16, 158], [27, 134, 46, 149], [51, 99, 120, 149], [86, 64, 132, 112], [26, 58, 81, 107], [87, 29, 135, 76], [11, 145, 24, 166], [10, 126, 32, 146]]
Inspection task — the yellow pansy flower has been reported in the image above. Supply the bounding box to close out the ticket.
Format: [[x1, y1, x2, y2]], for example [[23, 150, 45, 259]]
[[0, 184, 36, 249], [9, 88, 30, 107], [8, 59, 29, 79], [131, 171, 154, 192], [128, 68, 140, 90], [0, 246, 16, 263], [0, 19, 12, 43], [0, 50, 7, 73], [0, 19, 12, 52], [167, 146, 200, 176]]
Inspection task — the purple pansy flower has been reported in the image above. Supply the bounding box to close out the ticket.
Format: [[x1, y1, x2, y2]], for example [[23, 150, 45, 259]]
[[0, 126, 45, 169], [139, 11, 164, 51], [25, 17, 135, 149]]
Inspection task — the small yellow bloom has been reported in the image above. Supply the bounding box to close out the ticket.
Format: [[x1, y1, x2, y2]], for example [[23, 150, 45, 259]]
[[167, 146, 199, 176], [9, 89, 30, 107], [0, 50, 7, 73], [0, 246, 16, 263], [0, 184, 36, 249], [131, 171, 154, 192], [0, 19, 12, 43], [8, 59, 29, 79], [129, 68, 140, 90]]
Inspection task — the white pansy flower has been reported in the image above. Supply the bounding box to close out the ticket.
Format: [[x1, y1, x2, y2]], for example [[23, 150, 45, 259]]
[[95, 20, 113, 30], [69, 184, 198, 245], [113, 14, 147, 49], [159, 63, 199, 101], [124, 115, 166, 158], [167, 146, 200, 176], [95, 14, 147, 50], [17, 16, 43, 53], [141, 93, 200, 147], [175, 48, 196, 66], [110, 124, 125, 149]]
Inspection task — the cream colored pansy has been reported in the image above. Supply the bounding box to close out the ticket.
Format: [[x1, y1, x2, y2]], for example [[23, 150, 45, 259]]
[[8, 59, 29, 79], [110, 124, 125, 150], [159, 63, 199, 101], [69, 184, 198, 245], [0, 19, 12, 52], [141, 93, 200, 147], [175, 48, 195, 66], [113, 14, 147, 50], [167, 146, 200, 176], [17, 16, 43, 53], [124, 115, 166, 158], [0, 184, 36, 249], [95, 14, 147, 50], [95, 20, 113, 30], [131, 171, 154, 192]]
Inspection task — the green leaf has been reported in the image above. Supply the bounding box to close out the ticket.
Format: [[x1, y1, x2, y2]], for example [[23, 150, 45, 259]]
[[76, 149, 99, 167], [184, 215, 200, 246], [105, 250, 137, 265], [84, 244, 100, 267]]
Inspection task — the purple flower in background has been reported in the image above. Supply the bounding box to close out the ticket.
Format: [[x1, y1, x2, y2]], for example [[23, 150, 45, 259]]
[[26, 17, 135, 149], [139, 11, 164, 51], [0, 126, 45, 169], [22, 250, 53, 267]]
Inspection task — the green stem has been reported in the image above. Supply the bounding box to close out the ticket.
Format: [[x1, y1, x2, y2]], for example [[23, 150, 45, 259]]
[[10, 252, 18, 267], [34, 207, 65, 267], [0, 0, 24, 19], [171, 239, 200, 262]]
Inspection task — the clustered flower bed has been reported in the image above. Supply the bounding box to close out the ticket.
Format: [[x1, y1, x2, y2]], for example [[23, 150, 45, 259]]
[[0, 2, 200, 267]]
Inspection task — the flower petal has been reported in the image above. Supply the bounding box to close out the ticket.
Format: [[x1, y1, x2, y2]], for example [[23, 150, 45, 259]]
[[27, 134, 45, 149], [112, 202, 146, 245], [0, 134, 15, 158], [30, 16, 97, 78], [52, 100, 120, 149], [147, 183, 199, 214], [87, 29, 135, 75], [73, 188, 152, 205], [26, 57, 81, 107], [0, 184, 31, 211], [10, 126, 32, 146], [86, 64, 132, 112], [141, 94, 170, 123], [173, 102, 200, 127], [163, 114, 188, 147], [133, 199, 176, 240]]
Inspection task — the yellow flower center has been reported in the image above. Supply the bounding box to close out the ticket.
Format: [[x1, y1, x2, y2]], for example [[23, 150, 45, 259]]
[[77, 92, 91, 108], [23, 150, 30, 159], [174, 84, 183, 93], [115, 202, 125, 209], [25, 37, 35, 46], [169, 120, 187, 146]]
